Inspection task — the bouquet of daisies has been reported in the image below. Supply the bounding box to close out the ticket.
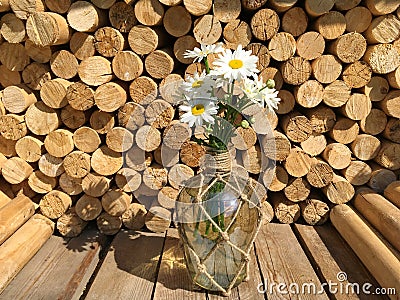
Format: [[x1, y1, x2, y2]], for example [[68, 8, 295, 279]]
[[176, 43, 281, 151]]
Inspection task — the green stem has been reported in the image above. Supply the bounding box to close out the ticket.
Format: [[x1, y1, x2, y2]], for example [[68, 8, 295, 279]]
[[204, 58, 210, 74]]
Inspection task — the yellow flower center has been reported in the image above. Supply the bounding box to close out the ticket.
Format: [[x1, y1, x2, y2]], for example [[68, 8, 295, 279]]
[[191, 104, 205, 116], [192, 80, 203, 88], [229, 59, 243, 69]]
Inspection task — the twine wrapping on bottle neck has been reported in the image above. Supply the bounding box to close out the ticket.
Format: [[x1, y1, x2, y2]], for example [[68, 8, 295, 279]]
[[205, 149, 231, 175]]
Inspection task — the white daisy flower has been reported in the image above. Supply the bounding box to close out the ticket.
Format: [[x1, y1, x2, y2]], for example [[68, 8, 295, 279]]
[[183, 43, 225, 63], [181, 71, 215, 98], [260, 87, 280, 112], [179, 99, 218, 128], [240, 76, 280, 112], [211, 45, 259, 81]]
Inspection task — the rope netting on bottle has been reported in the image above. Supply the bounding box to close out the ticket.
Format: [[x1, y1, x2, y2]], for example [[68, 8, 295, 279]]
[[185, 160, 265, 297]]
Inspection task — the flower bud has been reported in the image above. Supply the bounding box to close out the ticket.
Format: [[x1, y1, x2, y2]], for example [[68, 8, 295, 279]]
[[241, 120, 250, 128], [266, 79, 275, 89], [249, 117, 256, 124]]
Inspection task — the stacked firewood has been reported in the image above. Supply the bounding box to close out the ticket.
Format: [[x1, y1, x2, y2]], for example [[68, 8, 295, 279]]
[[0, 0, 399, 236]]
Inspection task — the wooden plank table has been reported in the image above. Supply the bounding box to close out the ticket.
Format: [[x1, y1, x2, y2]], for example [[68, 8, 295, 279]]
[[0, 223, 387, 300]]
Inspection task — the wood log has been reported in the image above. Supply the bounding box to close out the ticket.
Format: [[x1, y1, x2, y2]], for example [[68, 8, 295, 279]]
[[145, 99, 174, 129], [73, 126, 101, 153], [91, 146, 123, 176], [163, 6, 191, 37], [82, 172, 111, 197], [22, 62, 51, 91], [0, 13, 25, 43], [168, 163, 194, 189], [65, 82, 95, 112], [0, 0, 10, 12], [1, 157, 33, 184], [145, 206, 171, 233], [383, 118, 400, 143], [350, 134, 381, 161], [374, 140, 400, 170], [179, 141, 205, 168], [368, 163, 397, 193], [106, 127, 134, 153], [159, 74, 184, 105], [134, 0, 164, 26], [0, 135, 17, 157], [312, 55, 342, 84], [101, 189, 131, 217], [60, 105, 87, 129], [300, 194, 330, 226], [44, 129, 74, 158], [281, 112, 313, 143], [128, 25, 167, 55], [384, 181, 400, 209], [24, 39, 51, 64], [0, 190, 11, 210], [241, 144, 263, 174], [335, 0, 361, 11], [109, 1, 137, 33], [39, 190, 72, 219], [59, 173, 82, 196], [270, 192, 300, 224], [258, 67, 284, 90], [122, 203, 147, 230], [306, 158, 333, 188], [56, 207, 87, 237], [345, 6, 372, 33], [183, 0, 212, 16], [38, 153, 64, 177], [63, 151, 91, 179], [174, 35, 200, 64], [305, 0, 335, 17], [250, 8, 279, 41], [360, 108, 387, 135], [125, 146, 153, 172], [89, 110, 115, 134], [365, 0, 399, 15], [142, 164, 168, 191], [9, 0, 45, 19], [0, 65, 21, 87], [294, 80, 323, 108], [0, 214, 54, 293], [10, 180, 36, 199], [268, 0, 297, 12], [0, 195, 35, 245], [330, 204, 400, 300], [28, 170, 57, 194], [94, 82, 127, 112], [342, 60, 372, 88], [96, 212, 122, 235], [0, 42, 30, 72], [267, 32, 296, 62], [296, 31, 324, 61], [26, 12, 70, 47], [0, 114, 27, 140], [241, 0, 267, 10], [45, 0, 71, 13], [40, 79, 71, 109], [263, 165, 288, 192], [49, 50, 78, 80], [223, 19, 251, 50], [387, 67, 400, 89], [329, 117, 359, 144], [115, 168, 141, 193], [283, 147, 311, 178], [112, 51, 143, 82], [213, 0, 240, 22], [117, 102, 145, 132], [78, 56, 113, 87], [322, 80, 351, 108], [362, 76, 389, 102], [262, 130, 291, 162], [341, 93, 372, 121], [154, 145, 179, 168], [284, 177, 311, 202], [275, 90, 295, 115], [136, 125, 161, 152], [322, 143, 352, 170], [159, 0, 182, 5], [144, 49, 174, 79], [281, 56, 311, 85], [378, 90, 400, 118], [282, 7, 308, 37], [315, 11, 346, 40], [365, 14, 400, 44], [69, 32, 96, 61], [341, 161, 372, 186], [75, 194, 102, 221], [157, 186, 178, 209], [231, 126, 257, 150], [129, 76, 158, 106], [94, 26, 125, 58], [329, 32, 367, 64], [67, 1, 106, 33], [322, 175, 355, 204], [364, 44, 400, 74], [354, 188, 400, 252], [300, 134, 326, 157]]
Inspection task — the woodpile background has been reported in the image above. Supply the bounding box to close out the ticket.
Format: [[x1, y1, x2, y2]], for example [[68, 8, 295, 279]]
[[0, 0, 400, 237]]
